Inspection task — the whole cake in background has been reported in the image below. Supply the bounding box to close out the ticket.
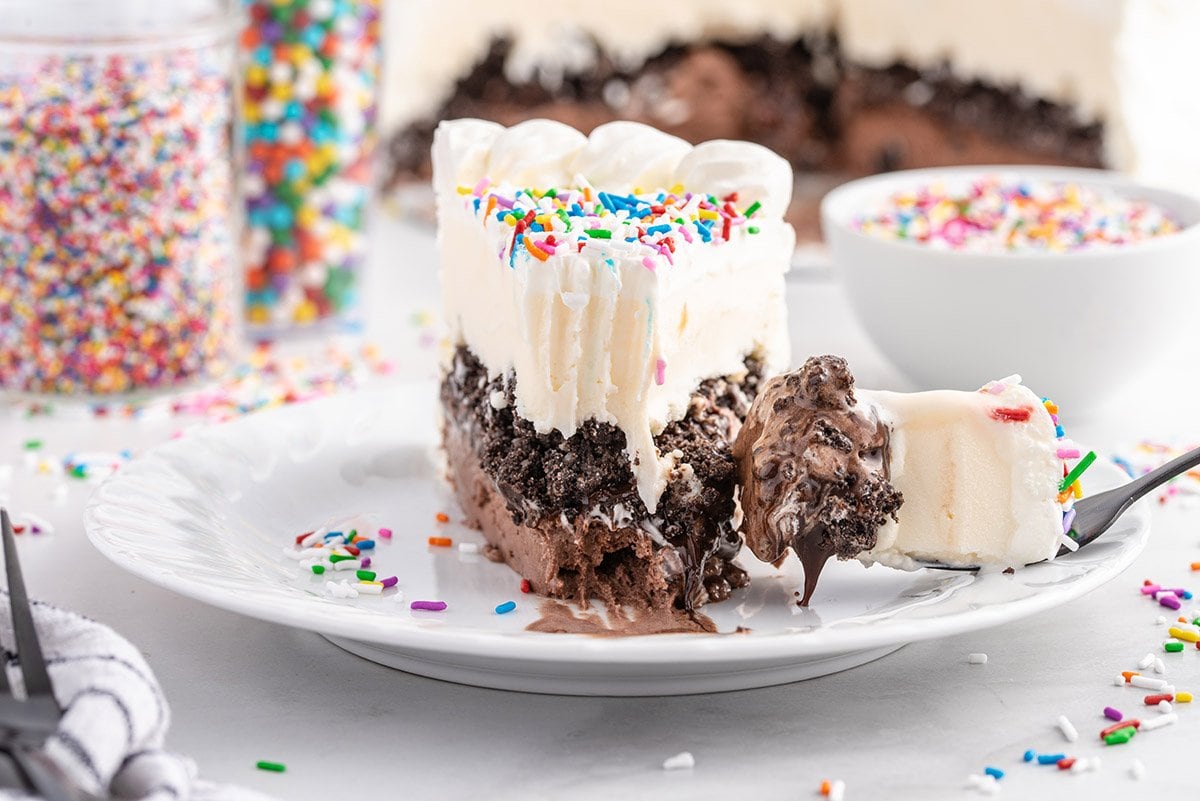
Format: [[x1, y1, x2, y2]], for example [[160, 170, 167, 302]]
[[434, 118, 793, 625], [384, 0, 1200, 238]]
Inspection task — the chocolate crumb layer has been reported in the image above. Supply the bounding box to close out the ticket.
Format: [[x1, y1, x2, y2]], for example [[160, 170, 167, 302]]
[[441, 345, 759, 612], [733, 355, 902, 606]]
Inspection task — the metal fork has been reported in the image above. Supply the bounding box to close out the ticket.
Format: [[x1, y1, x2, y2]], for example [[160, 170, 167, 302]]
[[0, 508, 77, 801], [1057, 445, 1200, 556], [917, 445, 1200, 571]]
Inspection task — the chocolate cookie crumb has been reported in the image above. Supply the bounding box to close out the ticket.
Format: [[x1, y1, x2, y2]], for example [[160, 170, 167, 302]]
[[733, 355, 902, 606]]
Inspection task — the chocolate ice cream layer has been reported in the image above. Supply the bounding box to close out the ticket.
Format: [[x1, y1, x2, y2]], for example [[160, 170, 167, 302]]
[[733, 355, 902, 606], [441, 346, 758, 614]]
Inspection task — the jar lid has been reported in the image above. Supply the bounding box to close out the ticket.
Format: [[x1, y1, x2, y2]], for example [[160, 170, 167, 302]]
[[0, 0, 243, 48]]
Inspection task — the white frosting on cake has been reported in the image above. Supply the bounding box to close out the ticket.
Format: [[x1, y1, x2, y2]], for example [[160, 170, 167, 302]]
[[858, 378, 1064, 570], [674, 141, 794, 219], [571, 121, 692, 195], [384, 0, 1200, 193], [484, 119, 588, 187], [434, 119, 794, 512]]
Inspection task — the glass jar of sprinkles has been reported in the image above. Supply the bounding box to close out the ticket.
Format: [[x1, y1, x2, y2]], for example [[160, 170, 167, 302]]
[[240, 0, 382, 333], [0, 0, 242, 396]]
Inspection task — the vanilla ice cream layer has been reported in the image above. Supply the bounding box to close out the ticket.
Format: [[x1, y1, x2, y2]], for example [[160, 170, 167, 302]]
[[858, 379, 1064, 569], [434, 119, 794, 513]]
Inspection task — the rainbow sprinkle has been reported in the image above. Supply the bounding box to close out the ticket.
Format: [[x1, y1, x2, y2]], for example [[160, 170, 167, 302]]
[[460, 181, 762, 270], [1038, 396, 1088, 547], [286, 517, 397, 600], [854, 177, 1179, 253], [410, 600, 447, 612]]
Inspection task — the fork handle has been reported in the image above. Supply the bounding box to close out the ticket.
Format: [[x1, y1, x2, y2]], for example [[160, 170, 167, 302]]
[[1121, 445, 1200, 504]]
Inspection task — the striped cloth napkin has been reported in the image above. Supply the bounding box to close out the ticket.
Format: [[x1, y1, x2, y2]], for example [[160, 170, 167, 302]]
[[0, 595, 277, 801]]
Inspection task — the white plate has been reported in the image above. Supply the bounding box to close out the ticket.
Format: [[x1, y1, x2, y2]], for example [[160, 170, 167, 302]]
[[84, 383, 1149, 696]]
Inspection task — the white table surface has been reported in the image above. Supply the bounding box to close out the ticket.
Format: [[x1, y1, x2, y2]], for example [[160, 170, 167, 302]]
[[3, 218, 1200, 800]]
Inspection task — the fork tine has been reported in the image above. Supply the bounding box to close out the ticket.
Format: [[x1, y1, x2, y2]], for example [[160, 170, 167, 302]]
[[1, 509, 57, 704]]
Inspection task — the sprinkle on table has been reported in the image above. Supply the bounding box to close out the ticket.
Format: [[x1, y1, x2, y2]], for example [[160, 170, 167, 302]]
[[1141, 713, 1177, 731], [661, 752, 695, 771], [256, 761, 286, 773], [428, 536, 453, 548], [1129, 675, 1169, 690], [1100, 719, 1140, 738], [1159, 594, 1182, 611], [820, 778, 845, 801], [1168, 626, 1199, 642], [6, 338, 398, 422], [494, 601, 517, 615], [1055, 715, 1078, 743], [966, 774, 998, 794]]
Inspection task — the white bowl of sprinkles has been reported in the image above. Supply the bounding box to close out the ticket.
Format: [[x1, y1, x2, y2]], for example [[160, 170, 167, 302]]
[[821, 165, 1200, 414]]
